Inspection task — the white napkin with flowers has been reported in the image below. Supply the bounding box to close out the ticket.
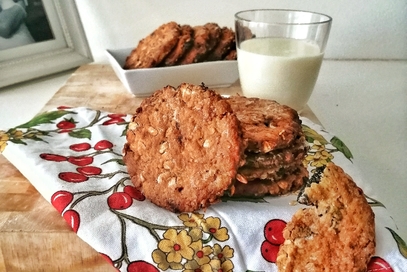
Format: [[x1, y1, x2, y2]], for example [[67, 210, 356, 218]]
[[1, 106, 406, 271]]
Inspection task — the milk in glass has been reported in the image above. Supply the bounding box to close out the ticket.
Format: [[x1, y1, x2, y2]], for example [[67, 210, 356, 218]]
[[237, 37, 323, 111]]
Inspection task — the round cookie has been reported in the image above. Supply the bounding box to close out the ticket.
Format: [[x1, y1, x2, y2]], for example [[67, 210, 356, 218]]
[[276, 163, 376, 271], [206, 27, 236, 61], [178, 25, 212, 65], [124, 21, 181, 69], [203, 22, 222, 52], [232, 166, 308, 197], [123, 83, 244, 212], [226, 96, 303, 153], [162, 24, 194, 66], [224, 49, 237, 60]]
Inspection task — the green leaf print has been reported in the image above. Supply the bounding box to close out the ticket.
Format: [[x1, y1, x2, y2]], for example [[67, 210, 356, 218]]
[[102, 158, 125, 165], [9, 138, 27, 145], [302, 125, 328, 145], [69, 128, 92, 139], [221, 196, 268, 203], [16, 110, 75, 128], [330, 136, 353, 161], [386, 227, 407, 258]]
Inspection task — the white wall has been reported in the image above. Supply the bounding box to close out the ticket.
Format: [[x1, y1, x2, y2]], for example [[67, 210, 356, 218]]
[[74, 0, 407, 63]]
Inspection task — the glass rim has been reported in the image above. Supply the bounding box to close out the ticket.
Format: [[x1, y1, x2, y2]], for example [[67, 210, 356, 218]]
[[235, 9, 332, 26]]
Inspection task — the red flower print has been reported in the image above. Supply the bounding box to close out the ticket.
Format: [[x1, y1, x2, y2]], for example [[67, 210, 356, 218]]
[[57, 120, 76, 130], [94, 140, 114, 150], [108, 192, 133, 210], [69, 142, 92, 152], [59, 172, 89, 183], [63, 209, 80, 233], [51, 190, 73, 214], [40, 153, 67, 162], [261, 219, 287, 263], [77, 166, 102, 176], [264, 219, 286, 245], [103, 118, 126, 125], [367, 256, 393, 272], [67, 156, 94, 166], [127, 261, 159, 272], [124, 185, 146, 201]]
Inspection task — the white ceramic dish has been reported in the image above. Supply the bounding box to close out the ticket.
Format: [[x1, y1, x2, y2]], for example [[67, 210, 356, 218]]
[[106, 48, 239, 97]]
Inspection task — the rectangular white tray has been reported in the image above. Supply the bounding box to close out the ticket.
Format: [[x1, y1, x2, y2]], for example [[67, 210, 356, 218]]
[[106, 48, 239, 97]]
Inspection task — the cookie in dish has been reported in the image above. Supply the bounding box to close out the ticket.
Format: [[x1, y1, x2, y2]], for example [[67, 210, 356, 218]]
[[123, 22, 237, 69]]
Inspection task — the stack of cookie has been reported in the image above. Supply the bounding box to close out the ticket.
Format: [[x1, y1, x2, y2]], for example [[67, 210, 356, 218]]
[[123, 83, 308, 212], [227, 96, 309, 197], [123, 21, 236, 69]]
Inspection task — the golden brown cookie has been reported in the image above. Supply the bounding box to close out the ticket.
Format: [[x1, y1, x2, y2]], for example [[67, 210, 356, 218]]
[[123, 22, 181, 69], [276, 163, 376, 271], [224, 49, 237, 60], [178, 25, 212, 65], [162, 24, 194, 66], [242, 135, 307, 170], [233, 166, 308, 197], [206, 27, 236, 61], [204, 22, 222, 52], [123, 83, 244, 212], [226, 96, 303, 153]]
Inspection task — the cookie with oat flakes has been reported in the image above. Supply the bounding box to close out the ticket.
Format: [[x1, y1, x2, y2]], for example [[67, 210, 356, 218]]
[[123, 21, 181, 69], [203, 22, 222, 52], [123, 83, 244, 212], [178, 25, 212, 65], [162, 24, 194, 66], [276, 163, 375, 272], [206, 27, 236, 61], [226, 96, 303, 153]]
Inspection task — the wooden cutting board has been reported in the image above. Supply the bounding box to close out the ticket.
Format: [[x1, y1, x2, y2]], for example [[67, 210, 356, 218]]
[[0, 64, 319, 271]]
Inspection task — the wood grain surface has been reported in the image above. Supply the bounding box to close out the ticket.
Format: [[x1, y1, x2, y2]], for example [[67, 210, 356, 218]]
[[0, 64, 319, 271]]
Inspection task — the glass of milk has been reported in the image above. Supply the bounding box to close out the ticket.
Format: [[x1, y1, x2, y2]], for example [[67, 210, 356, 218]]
[[235, 9, 332, 112]]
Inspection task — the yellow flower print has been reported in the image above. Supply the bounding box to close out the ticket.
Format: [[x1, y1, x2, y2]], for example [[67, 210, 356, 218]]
[[0, 131, 9, 153], [10, 129, 23, 140], [188, 227, 203, 242], [310, 140, 324, 151], [304, 140, 334, 168], [158, 229, 194, 263], [212, 244, 234, 261], [190, 240, 213, 265], [179, 213, 205, 228], [184, 259, 221, 272], [218, 259, 234, 272], [201, 217, 229, 242], [305, 150, 333, 168], [152, 249, 183, 271]]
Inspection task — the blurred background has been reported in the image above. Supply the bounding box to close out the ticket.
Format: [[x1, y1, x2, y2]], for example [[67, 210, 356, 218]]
[[74, 0, 407, 62]]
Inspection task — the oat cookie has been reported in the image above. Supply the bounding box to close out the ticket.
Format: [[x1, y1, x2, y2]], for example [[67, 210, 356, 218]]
[[276, 163, 376, 272], [178, 25, 212, 65], [226, 96, 303, 153], [123, 21, 181, 69], [123, 83, 244, 212], [162, 24, 194, 66], [233, 166, 308, 197], [224, 49, 237, 60], [239, 134, 307, 180], [206, 27, 236, 61], [204, 22, 222, 52]]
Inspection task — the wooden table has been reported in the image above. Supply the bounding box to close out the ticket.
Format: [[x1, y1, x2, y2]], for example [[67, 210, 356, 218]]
[[0, 64, 319, 271]]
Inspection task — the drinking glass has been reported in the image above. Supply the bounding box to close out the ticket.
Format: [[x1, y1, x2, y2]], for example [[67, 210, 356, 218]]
[[235, 9, 332, 112]]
